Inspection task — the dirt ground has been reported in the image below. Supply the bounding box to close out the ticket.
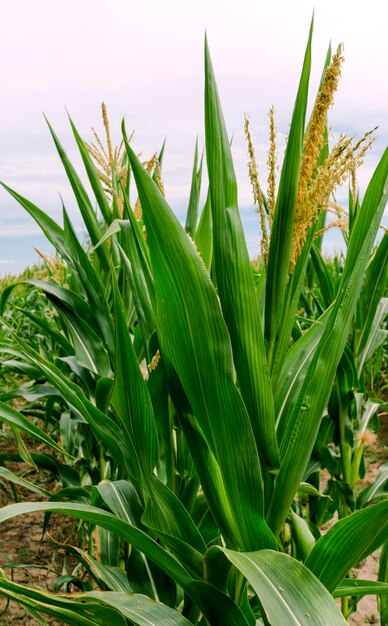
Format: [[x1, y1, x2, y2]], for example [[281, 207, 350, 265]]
[[0, 415, 387, 625], [347, 412, 388, 625], [0, 437, 75, 625]]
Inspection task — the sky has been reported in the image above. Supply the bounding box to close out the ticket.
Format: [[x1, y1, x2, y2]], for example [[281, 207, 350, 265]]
[[0, 0, 387, 274]]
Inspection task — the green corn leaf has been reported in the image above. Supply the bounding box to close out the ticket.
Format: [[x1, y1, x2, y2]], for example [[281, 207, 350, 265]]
[[213, 547, 346, 625], [187, 580, 250, 626], [143, 476, 206, 575], [289, 509, 316, 560], [146, 341, 173, 488], [96, 480, 144, 527], [357, 297, 388, 377], [0, 452, 80, 487], [0, 501, 192, 585], [194, 190, 213, 271], [357, 463, 388, 507], [44, 117, 110, 272], [264, 17, 313, 367], [270, 39, 331, 379], [117, 241, 155, 357], [12, 424, 38, 469], [12, 305, 73, 353], [355, 233, 388, 357], [62, 208, 114, 357], [22, 606, 51, 626], [297, 483, 331, 499], [96, 376, 114, 413], [118, 189, 156, 351], [98, 526, 121, 567], [124, 135, 276, 551], [379, 542, 388, 625], [59, 410, 90, 458], [0, 282, 17, 317], [185, 138, 203, 236], [0, 466, 50, 498], [0, 383, 62, 404], [310, 242, 336, 307], [172, 403, 239, 541], [270, 225, 316, 383], [0, 358, 42, 379], [204, 36, 278, 478], [47, 486, 90, 508], [0, 183, 68, 260], [24, 279, 111, 376], [305, 501, 388, 591], [25, 278, 101, 331], [69, 116, 113, 226], [79, 592, 193, 626], [97, 479, 163, 599], [111, 277, 158, 488], [60, 355, 96, 394], [95, 218, 129, 248], [94, 207, 156, 355], [0, 574, 127, 626], [0, 400, 65, 456], [1, 282, 73, 354], [53, 541, 132, 592], [333, 579, 388, 598], [274, 308, 331, 440]]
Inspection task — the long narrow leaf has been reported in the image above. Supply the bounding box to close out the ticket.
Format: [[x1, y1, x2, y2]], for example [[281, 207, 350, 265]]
[[45, 118, 110, 272], [111, 278, 158, 490], [78, 592, 193, 626], [264, 17, 313, 367], [204, 36, 278, 478], [0, 400, 65, 456], [185, 139, 203, 236], [305, 501, 388, 591], [215, 547, 346, 625]]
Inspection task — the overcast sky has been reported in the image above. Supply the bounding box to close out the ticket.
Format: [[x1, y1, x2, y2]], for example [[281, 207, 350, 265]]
[[0, 0, 387, 273]]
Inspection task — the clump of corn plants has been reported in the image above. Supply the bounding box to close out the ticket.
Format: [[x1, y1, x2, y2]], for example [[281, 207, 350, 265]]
[[243, 38, 387, 535], [0, 17, 387, 625]]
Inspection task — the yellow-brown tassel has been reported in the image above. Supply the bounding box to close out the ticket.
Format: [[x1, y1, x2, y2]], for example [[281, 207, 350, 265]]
[[244, 113, 269, 261]]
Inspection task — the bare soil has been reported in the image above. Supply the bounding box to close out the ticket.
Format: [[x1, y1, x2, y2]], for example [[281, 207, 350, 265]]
[[0, 436, 76, 625]]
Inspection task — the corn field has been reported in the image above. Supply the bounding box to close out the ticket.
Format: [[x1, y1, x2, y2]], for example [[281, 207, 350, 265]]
[[0, 19, 387, 626]]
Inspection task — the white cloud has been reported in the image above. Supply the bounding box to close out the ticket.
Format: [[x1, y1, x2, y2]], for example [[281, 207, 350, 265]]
[[0, 223, 43, 237], [0, 0, 386, 257]]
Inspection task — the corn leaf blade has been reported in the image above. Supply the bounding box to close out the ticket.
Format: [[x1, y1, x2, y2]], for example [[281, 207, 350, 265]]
[[305, 501, 388, 591], [264, 18, 313, 365], [215, 547, 346, 625], [204, 37, 278, 476]]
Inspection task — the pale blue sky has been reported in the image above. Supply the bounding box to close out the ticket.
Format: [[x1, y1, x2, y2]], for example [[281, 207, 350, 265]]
[[0, 0, 387, 273]]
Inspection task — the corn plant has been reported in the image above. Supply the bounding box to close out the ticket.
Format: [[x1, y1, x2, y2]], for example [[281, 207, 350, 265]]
[[0, 19, 387, 625], [298, 191, 387, 522]]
